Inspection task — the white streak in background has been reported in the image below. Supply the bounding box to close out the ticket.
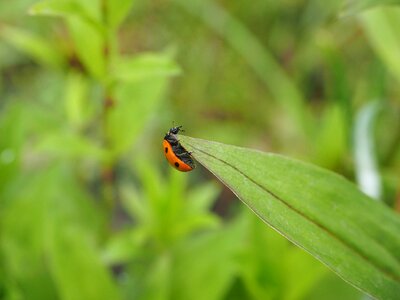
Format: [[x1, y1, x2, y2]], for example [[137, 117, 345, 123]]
[[354, 102, 383, 300], [354, 101, 382, 201]]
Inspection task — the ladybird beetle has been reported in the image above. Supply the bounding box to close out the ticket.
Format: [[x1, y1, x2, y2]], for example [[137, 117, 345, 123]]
[[163, 126, 195, 172]]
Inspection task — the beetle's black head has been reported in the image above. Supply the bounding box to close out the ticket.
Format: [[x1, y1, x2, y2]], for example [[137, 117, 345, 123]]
[[168, 125, 183, 135], [164, 125, 183, 144]]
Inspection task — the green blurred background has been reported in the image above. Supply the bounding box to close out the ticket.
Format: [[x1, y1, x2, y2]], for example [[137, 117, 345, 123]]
[[0, 0, 399, 299]]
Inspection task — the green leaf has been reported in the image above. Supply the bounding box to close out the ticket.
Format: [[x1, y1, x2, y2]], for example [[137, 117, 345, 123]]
[[186, 181, 220, 214], [48, 225, 120, 300], [305, 272, 363, 300], [30, 0, 105, 78], [359, 7, 400, 84], [106, 78, 168, 156], [0, 166, 103, 300], [101, 228, 146, 265], [284, 243, 328, 300], [34, 130, 106, 161], [171, 223, 244, 300], [67, 15, 106, 78], [0, 26, 65, 68], [75, 0, 102, 23], [124, 160, 220, 245], [106, 0, 136, 29], [29, 0, 84, 18], [179, 135, 400, 300], [29, 0, 102, 24], [237, 210, 327, 300], [312, 104, 347, 169], [341, 0, 400, 17], [141, 253, 172, 300], [64, 72, 93, 129], [0, 103, 28, 196], [111, 53, 181, 82]]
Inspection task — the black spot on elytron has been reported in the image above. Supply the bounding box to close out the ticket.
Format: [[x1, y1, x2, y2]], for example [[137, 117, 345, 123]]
[[165, 147, 168, 153], [174, 162, 179, 168]]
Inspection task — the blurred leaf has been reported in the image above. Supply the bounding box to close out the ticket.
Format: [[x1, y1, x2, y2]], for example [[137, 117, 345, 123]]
[[313, 104, 347, 169], [301, 0, 343, 28], [29, 0, 102, 24], [176, 212, 220, 238], [319, 36, 353, 126], [30, 0, 105, 78], [0, 166, 102, 299], [179, 135, 400, 300], [186, 182, 220, 215], [125, 161, 220, 247], [354, 101, 383, 200], [120, 184, 148, 223], [284, 244, 328, 300], [304, 272, 362, 300], [67, 15, 106, 78], [177, 182, 221, 236], [171, 223, 245, 300], [0, 175, 58, 299], [34, 130, 106, 161], [48, 225, 120, 300], [29, 0, 84, 18], [106, 0, 136, 29], [111, 53, 181, 82], [342, 0, 400, 16], [107, 77, 168, 156], [237, 212, 287, 300], [143, 253, 172, 300], [64, 72, 93, 129], [166, 168, 220, 236], [0, 26, 65, 68], [374, 105, 400, 167], [0, 101, 61, 196], [359, 7, 400, 84], [101, 228, 147, 265], [76, 0, 102, 23], [237, 211, 326, 300], [125, 252, 173, 300], [0, 104, 27, 196]]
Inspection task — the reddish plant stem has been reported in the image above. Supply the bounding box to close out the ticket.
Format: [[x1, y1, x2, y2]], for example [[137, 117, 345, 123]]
[[100, 0, 116, 218]]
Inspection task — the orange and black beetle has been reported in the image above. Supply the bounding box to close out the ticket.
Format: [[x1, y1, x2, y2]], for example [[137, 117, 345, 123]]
[[163, 126, 195, 172]]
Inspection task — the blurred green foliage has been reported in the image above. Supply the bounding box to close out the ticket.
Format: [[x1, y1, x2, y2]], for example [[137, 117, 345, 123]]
[[0, 0, 399, 299]]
